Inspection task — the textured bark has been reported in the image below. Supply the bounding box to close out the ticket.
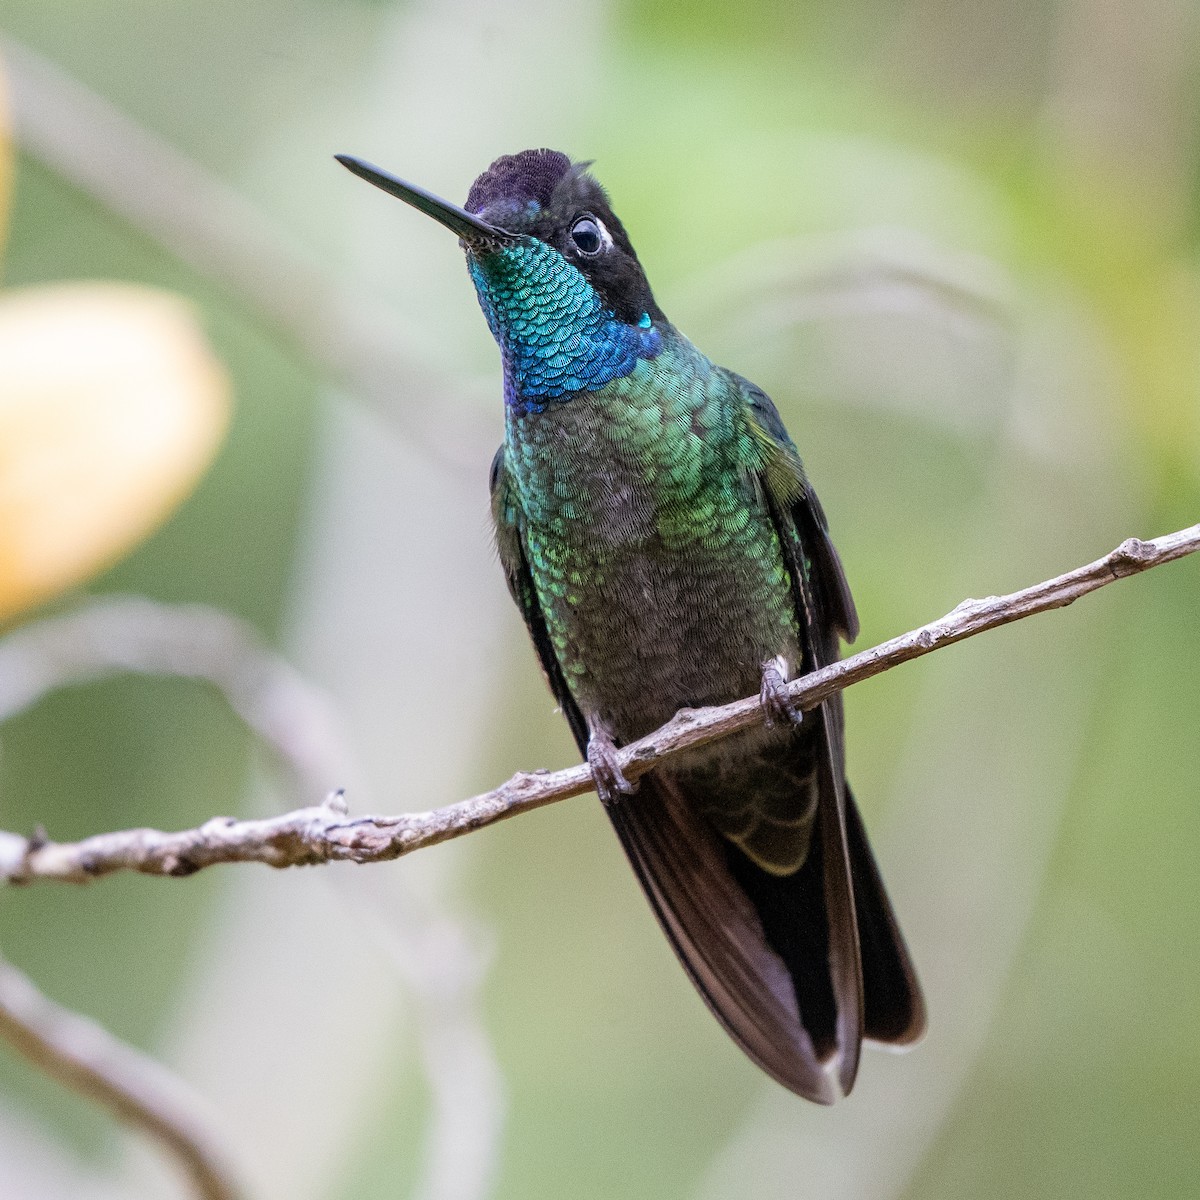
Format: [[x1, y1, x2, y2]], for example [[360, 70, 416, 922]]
[[3, 526, 1195, 887]]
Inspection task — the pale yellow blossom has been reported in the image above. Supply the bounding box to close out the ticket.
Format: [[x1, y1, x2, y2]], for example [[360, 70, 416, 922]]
[[0, 284, 230, 622], [0, 61, 229, 623]]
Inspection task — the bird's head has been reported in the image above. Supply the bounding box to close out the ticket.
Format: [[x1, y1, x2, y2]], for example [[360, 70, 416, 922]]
[[336, 149, 664, 411]]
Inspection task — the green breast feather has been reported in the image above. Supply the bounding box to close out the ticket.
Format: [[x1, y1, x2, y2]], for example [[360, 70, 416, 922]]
[[490, 335, 850, 880]]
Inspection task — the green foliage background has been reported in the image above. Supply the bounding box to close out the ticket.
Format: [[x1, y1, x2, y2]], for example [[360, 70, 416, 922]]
[[1, 1, 1198, 1198]]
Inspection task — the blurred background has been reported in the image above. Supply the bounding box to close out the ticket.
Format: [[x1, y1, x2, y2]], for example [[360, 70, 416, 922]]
[[0, 1, 1198, 1198]]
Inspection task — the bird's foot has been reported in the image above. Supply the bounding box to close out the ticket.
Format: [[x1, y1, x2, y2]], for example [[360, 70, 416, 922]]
[[760, 656, 803, 729], [586, 725, 637, 807]]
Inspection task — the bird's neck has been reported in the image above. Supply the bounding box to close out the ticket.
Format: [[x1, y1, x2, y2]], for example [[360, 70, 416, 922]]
[[502, 333, 731, 476], [467, 242, 662, 415]]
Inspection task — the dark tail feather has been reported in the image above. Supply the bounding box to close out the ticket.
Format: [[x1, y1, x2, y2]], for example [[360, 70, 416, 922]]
[[722, 819, 840, 1062], [844, 789, 926, 1045], [605, 769, 923, 1100], [606, 773, 840, 1103]]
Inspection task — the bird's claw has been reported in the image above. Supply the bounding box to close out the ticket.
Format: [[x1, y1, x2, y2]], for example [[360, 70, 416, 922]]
[[761, 656, 802, 729], [587, 728, 637, 807]]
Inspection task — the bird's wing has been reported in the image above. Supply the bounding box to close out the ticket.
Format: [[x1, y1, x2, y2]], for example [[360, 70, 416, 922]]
[[490, 446, 590, 750], [739, 379, 858, 642], [738, 380, 864, 1092], [742, 379, 925, 1058]]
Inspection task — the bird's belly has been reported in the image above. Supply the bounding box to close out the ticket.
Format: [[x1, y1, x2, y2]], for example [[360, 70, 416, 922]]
[[529, 523, 801, 744], [528, 510, 823, 879]]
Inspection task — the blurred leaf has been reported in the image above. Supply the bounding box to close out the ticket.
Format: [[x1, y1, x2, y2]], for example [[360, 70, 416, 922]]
[[0, 283, 229, 623]]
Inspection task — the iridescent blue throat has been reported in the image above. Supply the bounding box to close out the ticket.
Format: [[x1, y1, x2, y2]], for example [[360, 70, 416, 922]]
[[467, 239, 662, 415]]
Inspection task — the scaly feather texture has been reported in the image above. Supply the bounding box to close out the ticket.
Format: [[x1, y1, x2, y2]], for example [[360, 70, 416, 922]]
[[468, 239, 661, 413], [342, 145, 925, 1101]]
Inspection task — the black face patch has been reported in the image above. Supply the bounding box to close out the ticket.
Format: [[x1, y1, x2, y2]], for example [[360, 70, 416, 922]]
[[464, 150, 664, 328]]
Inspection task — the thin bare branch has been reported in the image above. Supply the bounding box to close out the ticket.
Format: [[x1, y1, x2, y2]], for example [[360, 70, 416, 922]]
[[0, 595, 505, 1200], [0, 954, 243, 1200], [2, 525, 1195, 886]]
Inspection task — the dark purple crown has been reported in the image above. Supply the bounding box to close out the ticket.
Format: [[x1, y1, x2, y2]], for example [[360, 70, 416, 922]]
[[465, 149, 573, 215]]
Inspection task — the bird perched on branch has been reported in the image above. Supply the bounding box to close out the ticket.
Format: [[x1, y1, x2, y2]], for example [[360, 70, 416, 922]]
[[337, 148, 924, 1101]]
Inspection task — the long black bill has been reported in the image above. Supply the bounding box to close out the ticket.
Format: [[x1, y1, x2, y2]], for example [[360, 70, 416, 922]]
[[334, 154, 514, 247]]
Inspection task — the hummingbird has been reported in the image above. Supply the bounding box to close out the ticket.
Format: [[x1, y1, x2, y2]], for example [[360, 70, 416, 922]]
[[336, 148, 925, 1101]]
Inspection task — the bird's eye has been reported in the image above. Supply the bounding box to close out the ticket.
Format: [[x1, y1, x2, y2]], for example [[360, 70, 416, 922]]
[[570, 216, 604, 255]]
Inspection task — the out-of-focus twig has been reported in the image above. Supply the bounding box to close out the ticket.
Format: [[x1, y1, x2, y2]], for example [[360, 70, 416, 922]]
[[0, 33, 493, 475], [0, 595, 348, 796], [0, 595, 503, 1200], [0, 35, 1035, 476], [3, 525, 1195, 886], [680, 228, 1014, 340], [0, 954, 243, 1200]]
